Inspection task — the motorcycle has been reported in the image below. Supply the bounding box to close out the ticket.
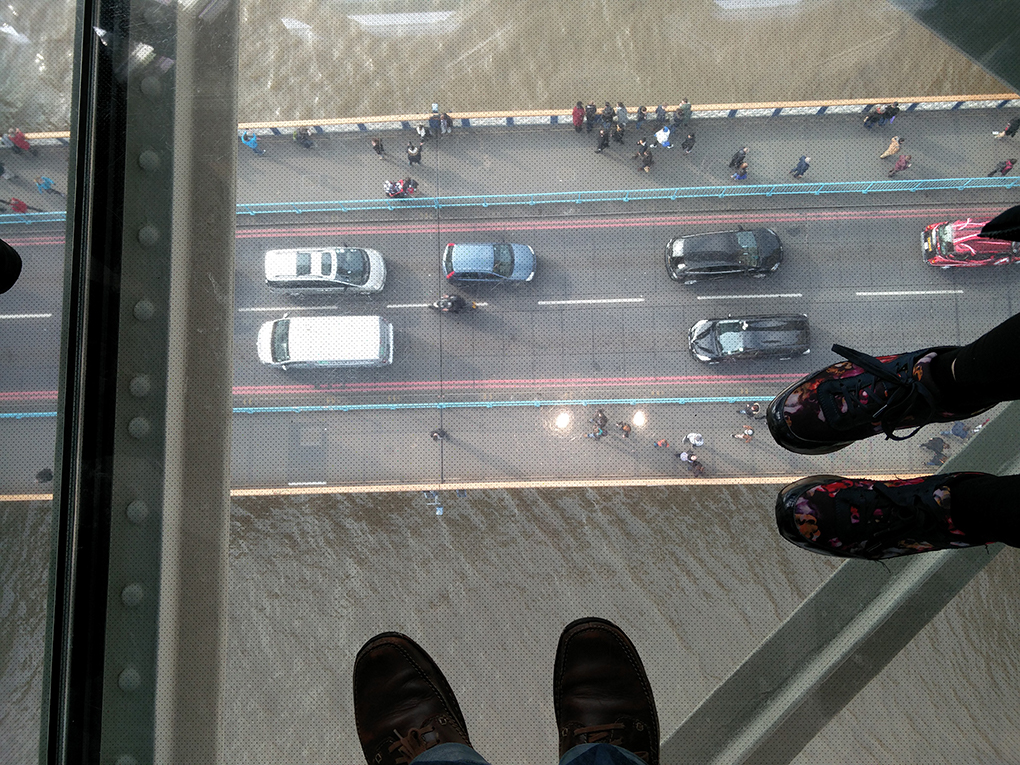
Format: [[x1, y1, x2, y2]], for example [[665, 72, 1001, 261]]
[[430, 294, 476, 313], [385, 178, 419, 199]]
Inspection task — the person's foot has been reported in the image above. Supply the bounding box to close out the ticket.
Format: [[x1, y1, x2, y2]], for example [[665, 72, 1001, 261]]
[[766, 344, 994, 455], [775, 472, 996, 560], [354, 632, 473, 765], [554, 617, 659, 764]]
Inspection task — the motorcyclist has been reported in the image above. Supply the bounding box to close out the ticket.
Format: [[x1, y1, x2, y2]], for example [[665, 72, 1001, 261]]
[[436, 294, 467, 313]]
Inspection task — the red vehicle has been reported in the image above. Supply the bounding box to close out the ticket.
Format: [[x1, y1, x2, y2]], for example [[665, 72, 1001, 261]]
[[923, 218, 1020, 268]]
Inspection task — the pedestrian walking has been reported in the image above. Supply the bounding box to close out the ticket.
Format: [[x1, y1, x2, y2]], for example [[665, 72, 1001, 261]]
[[731, 162, 749, 181], [572, 101, 585, 133], [863, 104, 885, 129], [677, 450, 696, 464], [415, 123, 432, 141], [612, 123, 625, 144], [587, 426, 607, 441], [681, 131, 696, 154], [733, 427, 754, 443], [585, 101, 598, 133], [430, 428, 446, 441], [293, 126, 314, 149], [655, 104, 667, 127], [5, 128, 37, 156], [672, 106, 684, 129], [0, 161, 11, 180], [601, 102, 615, 125], [993, 117, 1019, 139], [34, 176, 65, 197], [682, 432, 704, 447], [879, 135, 902, 158], [880, 102, 900, 125], [635, 105, 647, 127], [887, 154, 912, 177], [790, 155, 810, 179], [590, 408, 609, 429], [690, 458, 706, 477], [407, 141, 422, 166], [595, 127, 610, 154], [616, 102, 628, 127], [653, 438, 670, 449], [651, 125, 672, 148], [240, 130, 265, 155], [679, 98, 692, 126], [8, 198, 29, 213], [439, 112, 453, 135], [640, 148, 654, 173], [737, 402, 763, 419], [988, 158, 1017, 177], [728, 147, 748, 169], [632, 137, 648, 158], [921, 436, 948, 456], [371, 137, 386, 159], [616, 421, 632, 438]]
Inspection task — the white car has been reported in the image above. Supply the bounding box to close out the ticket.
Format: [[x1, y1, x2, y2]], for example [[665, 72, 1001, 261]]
[[264, 246, 386, 295]]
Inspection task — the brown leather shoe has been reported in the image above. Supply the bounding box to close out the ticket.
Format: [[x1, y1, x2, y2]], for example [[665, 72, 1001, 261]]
[[554, 618, 659, 764], [354, 632, 473, 765]]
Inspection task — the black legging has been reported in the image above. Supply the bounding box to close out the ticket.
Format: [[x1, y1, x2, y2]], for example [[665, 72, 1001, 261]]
[[927, 313, 1020, 545]]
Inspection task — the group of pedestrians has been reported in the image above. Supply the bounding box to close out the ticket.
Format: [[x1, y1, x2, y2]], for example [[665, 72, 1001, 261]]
[[1, 126, 67, 211], [576, 98, 694, 174]]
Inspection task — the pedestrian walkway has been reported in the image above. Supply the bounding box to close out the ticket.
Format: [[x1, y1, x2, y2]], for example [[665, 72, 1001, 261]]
[[3, 97, 1019, 220]]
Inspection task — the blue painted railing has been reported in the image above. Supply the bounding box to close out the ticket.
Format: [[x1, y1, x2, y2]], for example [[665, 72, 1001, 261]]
[[3, 176, 1017, 225]]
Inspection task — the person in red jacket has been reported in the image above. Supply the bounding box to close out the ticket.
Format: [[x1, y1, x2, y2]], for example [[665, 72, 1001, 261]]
[[5, 128, 37, 156], [571, 101, 584, 133]]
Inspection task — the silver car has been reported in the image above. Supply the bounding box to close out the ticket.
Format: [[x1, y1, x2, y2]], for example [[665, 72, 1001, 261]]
[[264, 246, 386, 295]]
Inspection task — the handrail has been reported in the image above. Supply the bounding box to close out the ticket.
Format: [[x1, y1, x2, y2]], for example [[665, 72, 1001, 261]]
[[4, 176, 1017, 226]]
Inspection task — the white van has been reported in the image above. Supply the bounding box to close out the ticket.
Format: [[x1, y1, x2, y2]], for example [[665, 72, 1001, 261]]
[[257, 315, 394, 369], [264, 246, 386, 295]]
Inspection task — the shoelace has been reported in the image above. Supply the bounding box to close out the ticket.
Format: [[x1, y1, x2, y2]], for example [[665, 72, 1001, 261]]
[[569, 722, 651, 762], [831, 344, 939, 440], [387, 724, 438, 764], [841, 482, 942, 557]]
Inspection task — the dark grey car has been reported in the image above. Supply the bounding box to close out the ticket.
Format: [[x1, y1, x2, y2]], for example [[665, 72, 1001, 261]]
[[688, 314, 810, 363], [665, 228, 783, 285]]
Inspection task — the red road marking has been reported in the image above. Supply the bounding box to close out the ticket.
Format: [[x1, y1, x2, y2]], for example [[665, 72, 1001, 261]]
[[1, 372, 802, 404]]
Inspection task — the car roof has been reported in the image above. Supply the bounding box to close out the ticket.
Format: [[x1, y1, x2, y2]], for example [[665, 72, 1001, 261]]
[[285, 315, 382, 361], [450, 243, 496, 271], [947, 219, 1015, 255]]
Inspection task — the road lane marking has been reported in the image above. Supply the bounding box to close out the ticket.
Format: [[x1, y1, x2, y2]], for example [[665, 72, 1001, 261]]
[[537, 297, 645, 305], [238, 305, 338, 312], [856, 289, 964, 296], [696, 293, 802, 300], [0, 313, 53, 319], [288, 481, 327, 486], [388, 302, 430, 308]]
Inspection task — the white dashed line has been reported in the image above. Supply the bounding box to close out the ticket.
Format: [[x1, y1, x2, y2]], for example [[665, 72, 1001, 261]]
[[0, 313, 53, 319], [856, 290, 964, 297], [695, 293, 803, 300], [238, 305, 338, 313], [288, 481, 327, 486], [537, 297, 646, 305]]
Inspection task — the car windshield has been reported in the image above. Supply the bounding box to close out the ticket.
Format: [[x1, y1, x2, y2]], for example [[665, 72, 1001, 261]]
[[715, 320, 746, 356], [736, 230, 759, 256], [493, 243, 514, 277], [335, 248, 369, 285], [270, 319, 290, 363]]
